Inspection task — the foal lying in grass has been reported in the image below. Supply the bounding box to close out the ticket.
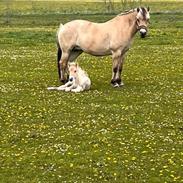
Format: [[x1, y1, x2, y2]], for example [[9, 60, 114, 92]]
[[48, 63, 91, 92]]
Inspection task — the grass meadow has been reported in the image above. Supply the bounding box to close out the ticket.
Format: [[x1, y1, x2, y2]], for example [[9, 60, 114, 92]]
[[0, 1, 183, 183]]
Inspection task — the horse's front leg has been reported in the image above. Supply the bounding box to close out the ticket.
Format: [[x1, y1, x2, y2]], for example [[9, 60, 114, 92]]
[[115, 54, 125, 87], [111, 51, 122, 87]]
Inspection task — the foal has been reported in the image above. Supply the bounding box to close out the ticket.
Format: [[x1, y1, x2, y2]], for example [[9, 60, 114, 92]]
[[48, 63, 91, 92]]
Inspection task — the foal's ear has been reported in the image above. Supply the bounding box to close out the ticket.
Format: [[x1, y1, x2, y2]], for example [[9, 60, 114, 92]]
[[137, 7, 140, 12], [147, 7, 150, 12]]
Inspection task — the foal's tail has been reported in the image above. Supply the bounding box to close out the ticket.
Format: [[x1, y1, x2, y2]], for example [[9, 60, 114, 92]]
[[57, 24, 63, 81]]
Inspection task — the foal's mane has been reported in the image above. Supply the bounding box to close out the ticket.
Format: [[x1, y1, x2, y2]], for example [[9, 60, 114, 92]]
[[118, 8, 136, 16]]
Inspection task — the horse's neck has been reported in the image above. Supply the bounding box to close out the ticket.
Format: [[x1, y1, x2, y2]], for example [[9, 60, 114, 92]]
[[116, 11, 138, 37], [127, 12, 139, 36]]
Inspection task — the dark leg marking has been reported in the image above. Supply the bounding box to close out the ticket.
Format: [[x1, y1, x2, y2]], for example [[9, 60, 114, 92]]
[[111, 79, 116, 85], [111, 67, 118, 86], [113, 67, 118, 73], [116, 78, 122, 85]]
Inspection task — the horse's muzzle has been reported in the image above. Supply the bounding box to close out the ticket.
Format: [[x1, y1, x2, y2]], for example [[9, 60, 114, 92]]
[[139, 28, 147, 38]]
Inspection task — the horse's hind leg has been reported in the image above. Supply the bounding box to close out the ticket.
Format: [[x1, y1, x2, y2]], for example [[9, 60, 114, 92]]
[[57, 45, 62, 81], [59, 51, 70, 83], [59, 49, 82, 83], [68, 49, 83, 63]]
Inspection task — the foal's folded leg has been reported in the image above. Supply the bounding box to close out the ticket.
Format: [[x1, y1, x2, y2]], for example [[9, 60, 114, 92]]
[[57, 81, 73, 91], [56, 85, 66, 91], [65, 84, 77, 92], [71, 85, 83, 93], [84, 78, 91, 90]]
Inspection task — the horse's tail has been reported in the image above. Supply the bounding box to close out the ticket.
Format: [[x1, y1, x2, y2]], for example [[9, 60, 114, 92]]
[[57, 24, 63, 81], [57, 42, 62, 80]]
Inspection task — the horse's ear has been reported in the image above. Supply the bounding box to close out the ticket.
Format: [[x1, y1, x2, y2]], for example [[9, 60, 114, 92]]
[[147, 7, 150, 12], [137, 7, 140, 12]]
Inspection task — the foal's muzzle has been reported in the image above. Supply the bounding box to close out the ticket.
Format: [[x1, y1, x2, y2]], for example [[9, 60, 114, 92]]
[[69, 76, 76, 82], [69, 77, 74, 82], [139, 28, 147, 38]]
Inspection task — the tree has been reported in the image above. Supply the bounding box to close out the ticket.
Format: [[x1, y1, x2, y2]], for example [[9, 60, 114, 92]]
[[4, 0, 11, 24], [104, 0, 115, 13]]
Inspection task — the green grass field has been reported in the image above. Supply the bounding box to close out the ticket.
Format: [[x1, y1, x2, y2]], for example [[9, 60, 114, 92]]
[[0, 1, 183, 183]]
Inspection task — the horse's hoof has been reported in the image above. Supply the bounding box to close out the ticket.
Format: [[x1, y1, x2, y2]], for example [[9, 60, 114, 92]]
[[119, 82, 124, 87], [60, 78, 67, 84], [60, 80, 66, 84], [113, 83, 120, 88]]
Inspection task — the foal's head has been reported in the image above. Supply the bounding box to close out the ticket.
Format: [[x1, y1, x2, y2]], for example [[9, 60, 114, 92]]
[[68, 63, 78, 82], [136, 7, 150, 38]]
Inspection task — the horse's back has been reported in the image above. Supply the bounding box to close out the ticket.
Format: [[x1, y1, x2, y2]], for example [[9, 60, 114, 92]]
[[58, 19, 111, 55], [57, 16, 129, 56]]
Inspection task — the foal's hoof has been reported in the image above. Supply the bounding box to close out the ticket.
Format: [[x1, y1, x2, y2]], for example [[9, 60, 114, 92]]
[[47, 87, 55, 90], [65, 88, 71, 92]]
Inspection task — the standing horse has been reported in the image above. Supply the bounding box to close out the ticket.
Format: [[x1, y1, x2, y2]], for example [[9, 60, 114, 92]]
[[57, 7, 150, 87]]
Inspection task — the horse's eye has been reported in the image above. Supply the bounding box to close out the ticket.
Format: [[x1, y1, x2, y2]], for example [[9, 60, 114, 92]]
[[74, 70, 77, 73]]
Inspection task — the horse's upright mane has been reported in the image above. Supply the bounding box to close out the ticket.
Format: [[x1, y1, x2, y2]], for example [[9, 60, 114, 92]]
[[118, 8, 136, 16]]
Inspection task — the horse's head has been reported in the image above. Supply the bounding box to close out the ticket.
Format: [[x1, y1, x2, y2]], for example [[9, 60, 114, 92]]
[[68, 62, 78, 82], [136, 7, 150, 38]]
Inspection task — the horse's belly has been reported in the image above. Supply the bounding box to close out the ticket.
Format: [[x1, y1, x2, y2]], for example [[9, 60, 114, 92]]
[[79, 41, 111, 56], [84, 49, 111, 56]]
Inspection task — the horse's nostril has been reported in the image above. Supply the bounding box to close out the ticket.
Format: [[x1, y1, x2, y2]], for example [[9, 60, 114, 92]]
[[140, 33, 146, 38]]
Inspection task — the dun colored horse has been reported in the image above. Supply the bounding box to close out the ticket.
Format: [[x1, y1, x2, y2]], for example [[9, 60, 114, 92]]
[[57, 7, 150, 87]]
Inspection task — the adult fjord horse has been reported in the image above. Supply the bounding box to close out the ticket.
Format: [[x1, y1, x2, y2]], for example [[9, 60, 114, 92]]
[[57, 7, 150, 87]]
